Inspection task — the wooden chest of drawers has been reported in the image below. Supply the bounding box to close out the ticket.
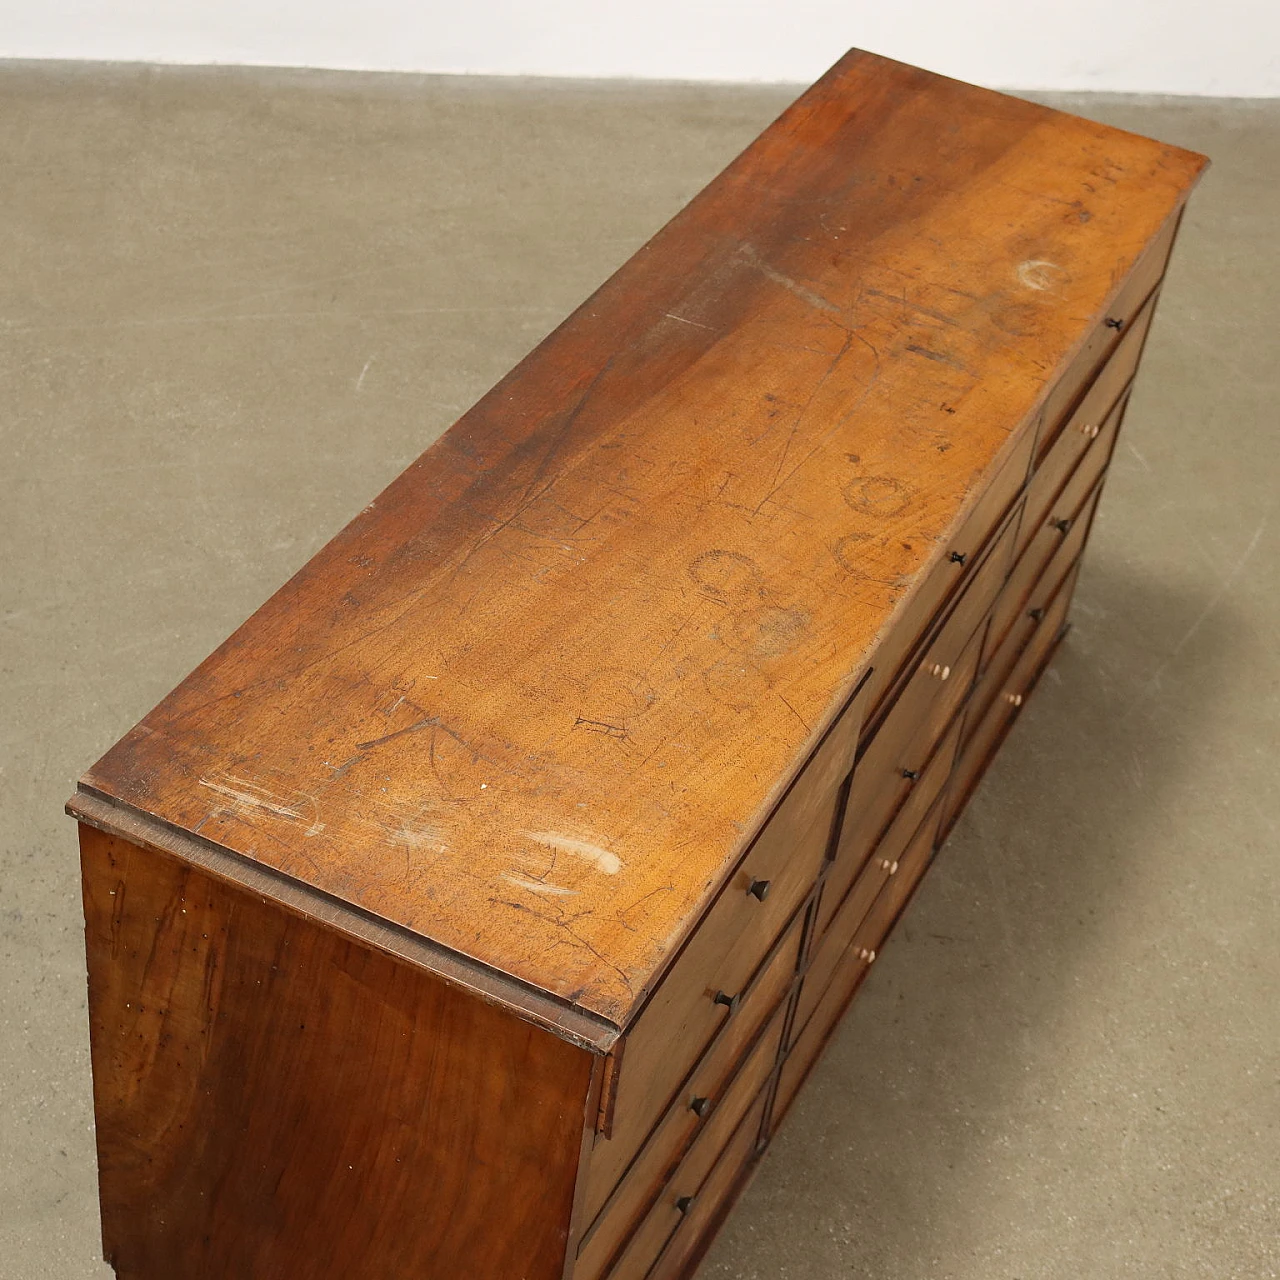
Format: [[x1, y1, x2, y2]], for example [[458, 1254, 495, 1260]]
[[68, 51, 1206, 1280]]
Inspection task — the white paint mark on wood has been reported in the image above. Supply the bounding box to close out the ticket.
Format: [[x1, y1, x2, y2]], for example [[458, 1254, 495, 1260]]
[[1016, 259, 1064, 292], [390, 823, 447, 850], [501, 873, 579, 897], [199, 775, 325, 836], [521, 830, 623, 875], [665, 312, 714, 330], [740, 241, 841, 315]]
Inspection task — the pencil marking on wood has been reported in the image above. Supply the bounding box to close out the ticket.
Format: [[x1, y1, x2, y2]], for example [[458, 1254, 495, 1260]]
[[688, 549, 765, 601], [355, 717, 439, 752], [831, 531, 895, 583], [726, 604, 810, 658], [905, 342, 968, 371], [862, 286, 961, 328], [777, 693, 811, 734], [501, 874, 580, 897], [574, 716, 629, 740], [842, 474, 914, 517]]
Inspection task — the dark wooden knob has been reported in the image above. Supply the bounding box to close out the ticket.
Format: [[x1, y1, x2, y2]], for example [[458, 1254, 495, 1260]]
[[675, 1194, 695, 1215], [949, 550, 967, 565], [689, 1095, 711, 1118], [1050, 517, 1072, 534], [713, 990, 740, 1013], [747, 878, 771, 901], [1028, 606, 1045, 622]]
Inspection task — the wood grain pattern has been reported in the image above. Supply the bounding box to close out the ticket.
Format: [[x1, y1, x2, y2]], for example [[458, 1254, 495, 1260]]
[[80, 824, 595, 1280], [78, 50, 1207, 1031]]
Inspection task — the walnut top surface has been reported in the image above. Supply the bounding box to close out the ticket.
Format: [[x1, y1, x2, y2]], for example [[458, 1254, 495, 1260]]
[[80, 51, 1206, 1032]]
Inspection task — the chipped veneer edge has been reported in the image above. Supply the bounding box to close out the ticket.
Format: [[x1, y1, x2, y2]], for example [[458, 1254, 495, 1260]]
[[68, 784, 621, 1055]]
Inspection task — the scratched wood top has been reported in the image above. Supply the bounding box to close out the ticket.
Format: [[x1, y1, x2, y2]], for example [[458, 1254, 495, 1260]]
[[78, 51, 1206, 1035]]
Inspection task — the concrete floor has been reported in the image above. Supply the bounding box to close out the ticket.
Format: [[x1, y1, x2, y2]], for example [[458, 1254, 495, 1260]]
[[0, 61, 1276, 1280]]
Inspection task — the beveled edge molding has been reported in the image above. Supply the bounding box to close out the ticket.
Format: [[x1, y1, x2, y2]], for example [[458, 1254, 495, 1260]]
[[67, 784, 621, 1055]]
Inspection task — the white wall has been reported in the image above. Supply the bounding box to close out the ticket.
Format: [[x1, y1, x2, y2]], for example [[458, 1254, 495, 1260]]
[[2, 0, 1278, 96]]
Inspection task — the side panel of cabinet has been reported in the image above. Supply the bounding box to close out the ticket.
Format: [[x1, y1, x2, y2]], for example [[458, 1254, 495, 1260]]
[[79, 825, 595, 1280]]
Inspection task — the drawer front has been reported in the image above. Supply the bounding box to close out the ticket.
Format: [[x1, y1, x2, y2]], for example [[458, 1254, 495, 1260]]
[[774, 809, 941, 1129], [592, 1040, 773, 1280], [844, 791, 941, 968], [580, 916, 798, 1252], [931, 504, 1018, 680], [968, 607, 1036, 751], [1035, 210, 1177, 453], [836, 621, 982, 889], [989, 385, 1121, 658], [602, 676, 869, 1174], [603, 805, 821, 1151], [643, 1092, 766, 1280], [814, 711, 957, 977], [880, 506, 1017, 743], [1022, 508, 1090, 635], [983, 477, 1102, 710], [816, 708, 961, 945], [860, 425, 1033, 717], [944, 567, 1078, 835], [1020, 292, 1154, 557]]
